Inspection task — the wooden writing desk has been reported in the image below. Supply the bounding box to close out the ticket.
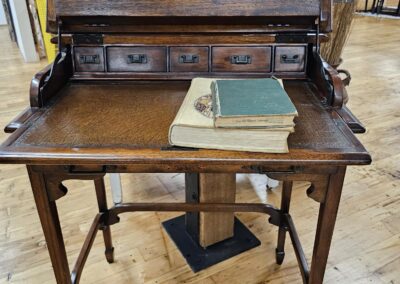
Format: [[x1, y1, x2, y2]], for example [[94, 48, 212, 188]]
[[0, 0, 371, 283]]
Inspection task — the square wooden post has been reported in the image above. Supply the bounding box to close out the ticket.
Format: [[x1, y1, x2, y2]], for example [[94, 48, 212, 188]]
[[199, 173, 236, 247]]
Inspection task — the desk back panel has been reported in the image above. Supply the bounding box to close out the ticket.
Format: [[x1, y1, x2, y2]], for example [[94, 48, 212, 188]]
[[54, 0, 321, 17], [47, 0, 332, 33], [46, 0, 333, 79]]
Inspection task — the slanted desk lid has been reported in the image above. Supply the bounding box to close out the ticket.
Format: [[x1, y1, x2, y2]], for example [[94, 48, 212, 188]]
[[48, 0, 332, 33]]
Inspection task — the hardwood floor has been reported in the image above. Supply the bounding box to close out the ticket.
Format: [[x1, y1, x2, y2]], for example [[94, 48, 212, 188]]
[[0, 15, 399, 283]]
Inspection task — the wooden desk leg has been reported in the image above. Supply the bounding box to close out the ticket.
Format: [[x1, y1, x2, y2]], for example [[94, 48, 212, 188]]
[[27, 166, 72, 284], [308, 167, 346, 284], [276, 181, 293, 264], [94, 178, 114, 263]]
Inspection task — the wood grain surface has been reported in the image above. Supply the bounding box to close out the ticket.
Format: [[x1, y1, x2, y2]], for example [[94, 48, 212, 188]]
[[0, 80, 369, 166], [274, 46, 306, 72], [48, 0, 332, 33], [212, 46, 272, 73], [199, 173, 236, 248], [169, 47, 209, 73], [15, 82, 188, 148], [74, 47, 105, 72], [54, 0, 320, 17], [107, 47, 167, 73]]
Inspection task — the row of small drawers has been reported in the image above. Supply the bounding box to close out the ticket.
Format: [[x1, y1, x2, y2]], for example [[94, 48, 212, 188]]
[[74, 45, 306, 73]]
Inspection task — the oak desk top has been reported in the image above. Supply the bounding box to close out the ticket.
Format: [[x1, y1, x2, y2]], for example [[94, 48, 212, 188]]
[[0, 80, 370, 167]]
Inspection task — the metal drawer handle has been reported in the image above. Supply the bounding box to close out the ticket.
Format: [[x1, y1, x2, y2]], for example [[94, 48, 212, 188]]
[[179, 54, 199, 64], [79, 54, 100, 64], [230, 55, 252, 64], [127, 54, 148, 64], [280, 54, 300, 64]]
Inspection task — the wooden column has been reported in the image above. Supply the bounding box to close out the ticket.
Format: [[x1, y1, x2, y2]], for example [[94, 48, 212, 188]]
[[185, 173, 236, 248], [199, 173, 236, 248]]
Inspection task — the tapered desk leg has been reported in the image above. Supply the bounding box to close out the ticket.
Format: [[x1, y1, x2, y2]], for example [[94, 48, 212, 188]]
[[276, 181, 293, 264], [308, 167, 346, 284], [94, 178, 114, 263], [27, 166, 72, 284]]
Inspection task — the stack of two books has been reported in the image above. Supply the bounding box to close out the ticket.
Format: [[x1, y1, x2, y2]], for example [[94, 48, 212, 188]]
[[169, 78, 298, 153]]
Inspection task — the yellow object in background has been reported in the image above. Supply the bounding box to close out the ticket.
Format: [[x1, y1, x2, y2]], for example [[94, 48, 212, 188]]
[[35, 0, 56, 62]]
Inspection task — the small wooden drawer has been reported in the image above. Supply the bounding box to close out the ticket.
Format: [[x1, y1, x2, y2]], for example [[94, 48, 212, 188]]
[[74, 47, 105, 72], [274, 46, 306, 72], [107, 46, 167, 72], [169, 46, 209, 72], [212, 46, 271, 72]]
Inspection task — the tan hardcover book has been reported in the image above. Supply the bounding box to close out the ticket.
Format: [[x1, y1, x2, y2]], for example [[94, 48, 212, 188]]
[[168, 78, 293, 153]]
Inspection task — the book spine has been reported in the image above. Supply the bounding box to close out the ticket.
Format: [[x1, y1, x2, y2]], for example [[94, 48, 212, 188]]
[[211, 81, 221, 119]]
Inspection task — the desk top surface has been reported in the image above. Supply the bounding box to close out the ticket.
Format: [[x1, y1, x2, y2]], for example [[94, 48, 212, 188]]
[[0, 80, 370, 166]]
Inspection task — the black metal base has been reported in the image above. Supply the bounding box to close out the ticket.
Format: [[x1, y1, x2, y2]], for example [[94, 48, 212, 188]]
[[162, 215, 261, 272]]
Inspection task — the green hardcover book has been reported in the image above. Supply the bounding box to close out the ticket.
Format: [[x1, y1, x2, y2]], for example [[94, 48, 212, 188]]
[[211, 78, 298, 128]]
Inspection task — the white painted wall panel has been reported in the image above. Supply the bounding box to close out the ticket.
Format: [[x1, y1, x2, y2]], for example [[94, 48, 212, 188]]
[[8, 0, 39, 62], [0, 2, 7, 25]]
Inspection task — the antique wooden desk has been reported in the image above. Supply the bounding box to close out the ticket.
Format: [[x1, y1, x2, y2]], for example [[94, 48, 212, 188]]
[[0, 1, 371, 283]]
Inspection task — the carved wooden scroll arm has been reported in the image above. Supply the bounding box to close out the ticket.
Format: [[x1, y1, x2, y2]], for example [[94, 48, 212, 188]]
[[309, 50, 347, 109], [5, 53, 68, 133], [30, 47, 73, 108], [323, 60, 367, 133], [309, 51, 365, 133], [30, 64, 52, 107], [322, 60, 348, 108], [5, 51, 73, 132], [337, 68, 351, 87]]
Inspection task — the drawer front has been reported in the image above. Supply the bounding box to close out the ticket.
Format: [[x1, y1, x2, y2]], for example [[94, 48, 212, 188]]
[[274, 46, 306, 72], [212, 46, 271, 72], [170, 46, 209, 72], [74, 47, 105, 72], [107, 47, 167, 72]]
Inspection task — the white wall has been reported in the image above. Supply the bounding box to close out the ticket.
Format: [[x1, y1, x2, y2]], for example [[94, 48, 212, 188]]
[[0, 2, 7, 25], [8, 0, 39, 62]]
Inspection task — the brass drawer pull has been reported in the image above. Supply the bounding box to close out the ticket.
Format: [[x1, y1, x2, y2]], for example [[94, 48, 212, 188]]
[[230, 55, 252, 64], [127, 54, 148, 64], [179, 54, 199, 64], [79, 54, 100, 64], [280, 54, 300, 64]]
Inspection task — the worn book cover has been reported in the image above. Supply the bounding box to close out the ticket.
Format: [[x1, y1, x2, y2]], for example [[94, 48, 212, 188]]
[[169, 78, 293, 153], [212, 78, 298, 128]]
